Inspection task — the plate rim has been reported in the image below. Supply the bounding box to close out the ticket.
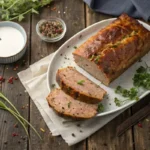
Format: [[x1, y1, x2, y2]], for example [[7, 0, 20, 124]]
[[47, 18, 150, 117]]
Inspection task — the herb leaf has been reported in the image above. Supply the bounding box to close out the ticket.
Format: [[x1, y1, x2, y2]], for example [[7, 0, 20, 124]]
[[115, 86, 138, 100], [115, 64, 150, 107], [97, 103, 104, 112], [0, 0, 52, 21], [68, 102, 71, 108], [51, 84, 56, 89], [77, 80, 85, 85], [18, 15, 24, 22], [133, 66, 150, 89], [94, 55, 100, 64], [114, 97, 121, 107], [74, 46, 77, 49], [136, 66, 147, 73]]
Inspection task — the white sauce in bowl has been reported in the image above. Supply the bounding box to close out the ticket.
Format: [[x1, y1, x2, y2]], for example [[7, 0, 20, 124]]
[[0, 27, 25, 57]]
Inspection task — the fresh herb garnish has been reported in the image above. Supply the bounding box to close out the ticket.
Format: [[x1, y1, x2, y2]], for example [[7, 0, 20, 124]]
[[51, 84, 56, 88], [97, 103, 104, 112], [74, 46, 77, 49], [133, 65, 150, 89], [68, 102, 71, 108], [0, 0, 52, 21], [114, 97, 121, 107], [115, 86, 138, 100], [114, 97, 130, 107], [136, 66, 147, 73], [77, 80, 85, 85], [94, 55, 100, 64], [0, 93, 41, 140], [89, 54, 95, 61], [114, 65, 150, 107]]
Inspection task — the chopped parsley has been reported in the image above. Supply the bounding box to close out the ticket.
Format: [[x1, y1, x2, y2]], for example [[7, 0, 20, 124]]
[[90, 54, 95, 61], [97, 103, 104, 112], [114, 97, 129, 107], [114, 97, 121, 107], [51, 84, 56, 89], [115, 86, 138, 100], [133, 65, 150, 89], [114, 64, 150, 107], [68, 102, 71, 108], [94, 55, 100, 64], [77, 80, 85, 85], [74, 46, 77, 49]]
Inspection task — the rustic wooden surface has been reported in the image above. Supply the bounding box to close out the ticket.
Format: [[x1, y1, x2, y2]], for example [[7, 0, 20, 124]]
[[0, 0, 150, 150]]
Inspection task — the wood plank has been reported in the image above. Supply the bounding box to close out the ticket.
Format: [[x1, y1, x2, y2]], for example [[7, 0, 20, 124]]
[[131, 95, 150, 150], [85, 5, 134, 150], [0, 16, 31, 150], [29, 0, 86, 149]]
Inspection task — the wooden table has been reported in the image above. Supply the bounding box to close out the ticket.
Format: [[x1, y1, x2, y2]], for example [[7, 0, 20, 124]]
[[0, 1, 150, 150]]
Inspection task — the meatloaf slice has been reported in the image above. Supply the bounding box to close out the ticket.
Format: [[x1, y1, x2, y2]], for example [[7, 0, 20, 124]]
[[46, 89, 98, 119], [73, 14, 150, 85], [56, 66, 106, 104]]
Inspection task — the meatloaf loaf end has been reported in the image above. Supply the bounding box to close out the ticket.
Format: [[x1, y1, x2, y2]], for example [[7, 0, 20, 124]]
[[73, 13, 150, 85], [46, 89, 98, 119], [56, 66, 106, 104]]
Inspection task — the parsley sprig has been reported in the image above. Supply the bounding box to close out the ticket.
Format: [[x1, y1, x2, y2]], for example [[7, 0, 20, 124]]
[[77, 80, 85, 85], [115, 86, 139, 100], [0, 0, 52, 21], [97, 103, 104, 112], [133, 65, 150, 89], [114, 64, 150, 107]]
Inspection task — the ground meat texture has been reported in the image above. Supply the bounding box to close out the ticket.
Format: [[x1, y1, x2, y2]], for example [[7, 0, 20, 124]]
[[56, 66, 106, 104], [46, 89, 98, 119]]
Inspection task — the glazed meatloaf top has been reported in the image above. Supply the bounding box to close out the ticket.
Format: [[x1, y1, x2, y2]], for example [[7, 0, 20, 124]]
[[73, 14, 150, 82], [46, 89, 98, 119], [56, 66, 106, 104]]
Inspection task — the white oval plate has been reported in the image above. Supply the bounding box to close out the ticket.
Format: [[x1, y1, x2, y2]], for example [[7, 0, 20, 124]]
[[47, 18, 150, 117]]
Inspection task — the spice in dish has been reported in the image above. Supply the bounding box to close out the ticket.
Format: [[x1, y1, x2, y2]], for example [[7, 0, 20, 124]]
[[39, 20, 63, 38]]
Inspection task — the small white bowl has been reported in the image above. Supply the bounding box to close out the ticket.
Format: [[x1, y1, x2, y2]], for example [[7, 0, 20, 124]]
[[0, 21, 27, 64], [36, 17, 67, 42]]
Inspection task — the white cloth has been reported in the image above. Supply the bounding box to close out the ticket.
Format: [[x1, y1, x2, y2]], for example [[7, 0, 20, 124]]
[[18, 53, 128, 146]]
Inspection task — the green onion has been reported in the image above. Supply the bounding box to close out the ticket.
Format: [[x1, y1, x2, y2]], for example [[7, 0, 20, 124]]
[[0, 92, 42, 140]]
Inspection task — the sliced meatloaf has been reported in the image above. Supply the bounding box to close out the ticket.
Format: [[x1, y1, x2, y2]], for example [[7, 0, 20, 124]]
[[46, 89, 98, 119], [56, 66, 106, 104], [73, 13, 150, 85]]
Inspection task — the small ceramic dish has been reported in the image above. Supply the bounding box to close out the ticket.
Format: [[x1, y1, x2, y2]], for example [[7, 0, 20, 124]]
[[0, 21, 27, 64], [36, 17, 67, 42]]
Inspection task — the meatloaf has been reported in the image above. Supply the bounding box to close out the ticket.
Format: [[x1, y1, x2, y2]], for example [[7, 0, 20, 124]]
[[73, 13, 150, 85], [56, 66, 106, 104], [46, 89, 98, 119]]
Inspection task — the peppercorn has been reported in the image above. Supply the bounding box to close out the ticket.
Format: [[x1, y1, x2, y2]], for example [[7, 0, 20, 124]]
[[39, 21, 63, 38]]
